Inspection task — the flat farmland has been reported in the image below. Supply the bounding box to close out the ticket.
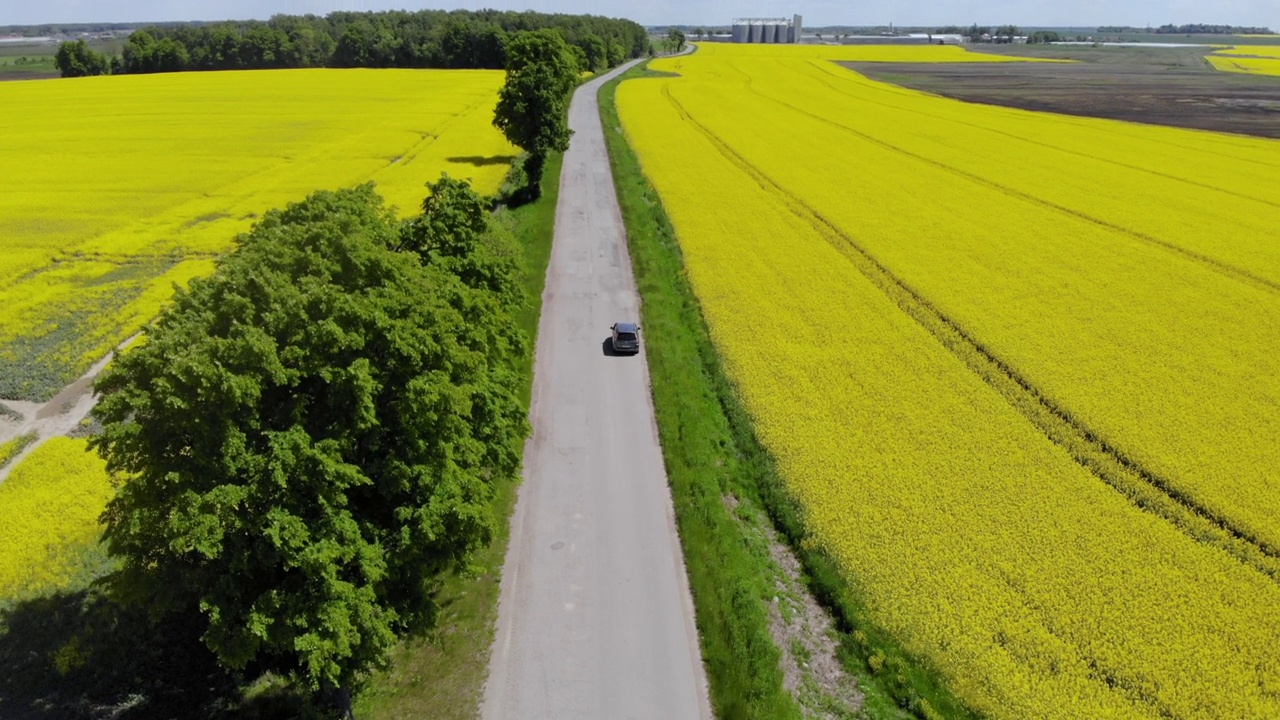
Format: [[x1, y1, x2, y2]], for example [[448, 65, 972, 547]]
[[853, 44, 1280, 137], [1208, 45, 1280, 76], [618, 43, 1280, 719], [0, 68, 515, 401], [1214, 44, 1280, 57], [0, 43, 58, 81], [1208, 55, 1280, 76]]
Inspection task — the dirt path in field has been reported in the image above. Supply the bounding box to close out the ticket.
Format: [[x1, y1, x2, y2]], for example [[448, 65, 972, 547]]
[[0, 335, 136, 483], [480, 61, 713, 720]]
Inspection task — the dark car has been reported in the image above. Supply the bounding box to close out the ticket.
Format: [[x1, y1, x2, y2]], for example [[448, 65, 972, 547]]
[[610, 322, 641, 354]]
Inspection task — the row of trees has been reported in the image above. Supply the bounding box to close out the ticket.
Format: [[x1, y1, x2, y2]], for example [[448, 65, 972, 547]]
[[55, 39, 115, 77], [662, 28, 687, 54], [85, 33, 582, 712], [93, 176, 530, 711], [940, 24, 1022, 43], [1098, 23, 1274, 35], [1025, 31, 1063, 44], [56, 9, 646, 77]]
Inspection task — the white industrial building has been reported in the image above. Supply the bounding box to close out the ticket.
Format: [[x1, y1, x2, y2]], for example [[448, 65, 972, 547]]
[[730, 15, 803, 43]]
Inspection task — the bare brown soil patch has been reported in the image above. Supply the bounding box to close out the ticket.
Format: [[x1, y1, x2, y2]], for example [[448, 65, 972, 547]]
[[723, 493, 863, 719], [846, 46, 1280, 138]]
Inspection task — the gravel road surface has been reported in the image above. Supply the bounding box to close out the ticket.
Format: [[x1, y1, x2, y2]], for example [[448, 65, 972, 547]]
[[481, 62, 712, 720]]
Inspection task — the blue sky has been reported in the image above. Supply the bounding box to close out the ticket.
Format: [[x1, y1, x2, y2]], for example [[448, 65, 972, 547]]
[[2, 0, 1276, 29]]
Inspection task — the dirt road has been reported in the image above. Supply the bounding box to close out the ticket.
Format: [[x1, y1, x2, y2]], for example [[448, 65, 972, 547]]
[[480, 63, 712, 720], [0, 335, 137, 483]]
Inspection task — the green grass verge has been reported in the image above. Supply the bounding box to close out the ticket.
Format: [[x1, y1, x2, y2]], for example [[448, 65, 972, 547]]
[[350, 477, 518, 720], [352, 152, 563, 720], [503, 153, 564, 407], [0, 432, 37, 471], [598, 65, 982, 720]]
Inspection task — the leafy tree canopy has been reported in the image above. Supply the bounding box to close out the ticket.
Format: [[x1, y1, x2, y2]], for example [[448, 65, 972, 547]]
[[667, 28, 687, 53], [91, 179, 529, 696], [121, 29, 191, 73], [492, 29, 581, 197], [580, 33, 609, 72], [400, 175, 523, 310], [102, 10, 646, 76], [54, 39, 111, 77]]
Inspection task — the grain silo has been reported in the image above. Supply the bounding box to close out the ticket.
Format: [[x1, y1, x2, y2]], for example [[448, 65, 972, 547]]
[[731, 15, 802, 43]]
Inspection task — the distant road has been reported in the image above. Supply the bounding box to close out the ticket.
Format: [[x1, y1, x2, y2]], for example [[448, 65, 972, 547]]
[[480, 61, 712, 720]]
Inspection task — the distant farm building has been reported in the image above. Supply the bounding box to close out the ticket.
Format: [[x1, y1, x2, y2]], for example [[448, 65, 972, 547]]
[[731, 15, 803, 44]]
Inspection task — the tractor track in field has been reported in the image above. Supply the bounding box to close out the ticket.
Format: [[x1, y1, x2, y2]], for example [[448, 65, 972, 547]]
[[726, 61, 1280, 297], [658, 82, 1280, 585]]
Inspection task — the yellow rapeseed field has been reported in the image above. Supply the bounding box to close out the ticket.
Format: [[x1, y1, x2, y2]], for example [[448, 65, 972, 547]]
[[1215, 44, 1280, 57], [0, 437, 113, 599], [0, 68, 515, 401], [1207, 45, 1280, 75], [619, 43, 1280, 719], [638, 43, 1280, 548], [1207, 54, 1280, 76]]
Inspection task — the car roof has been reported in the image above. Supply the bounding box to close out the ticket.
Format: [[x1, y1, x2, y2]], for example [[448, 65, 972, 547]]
[[615, 322, 638, 333]]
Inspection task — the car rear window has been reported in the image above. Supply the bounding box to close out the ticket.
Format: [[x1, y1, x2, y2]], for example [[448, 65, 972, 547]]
[[617, 332, 637, 341]]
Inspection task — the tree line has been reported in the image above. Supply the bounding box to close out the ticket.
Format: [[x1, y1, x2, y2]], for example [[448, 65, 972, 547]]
[[1098, 24, 1274, 35], [78, 33, 583, 714], [932, 24, 1022, 43], [92, 176, 530, 714], [55, 9, 647, 77]]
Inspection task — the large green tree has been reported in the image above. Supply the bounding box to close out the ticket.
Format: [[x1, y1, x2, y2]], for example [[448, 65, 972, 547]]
[[91, 180, 528, 704], [122, 29, 191, 72], [579, 33, 609, 72], [666, 28, 686, 53], [492, 29, 581, 199], [399, 174, 523, 310], [55, 39, 111, 77]]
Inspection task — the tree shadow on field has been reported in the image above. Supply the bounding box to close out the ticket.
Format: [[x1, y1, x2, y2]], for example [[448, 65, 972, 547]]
[[0, 590, 310, 719], [447, 155, 518, 168]]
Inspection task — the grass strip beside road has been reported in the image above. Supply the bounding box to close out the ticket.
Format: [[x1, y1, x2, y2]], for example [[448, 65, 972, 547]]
[[353, 152, 563, 720], [599, 65, 979, 720], [601, 68, 798, 720]]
